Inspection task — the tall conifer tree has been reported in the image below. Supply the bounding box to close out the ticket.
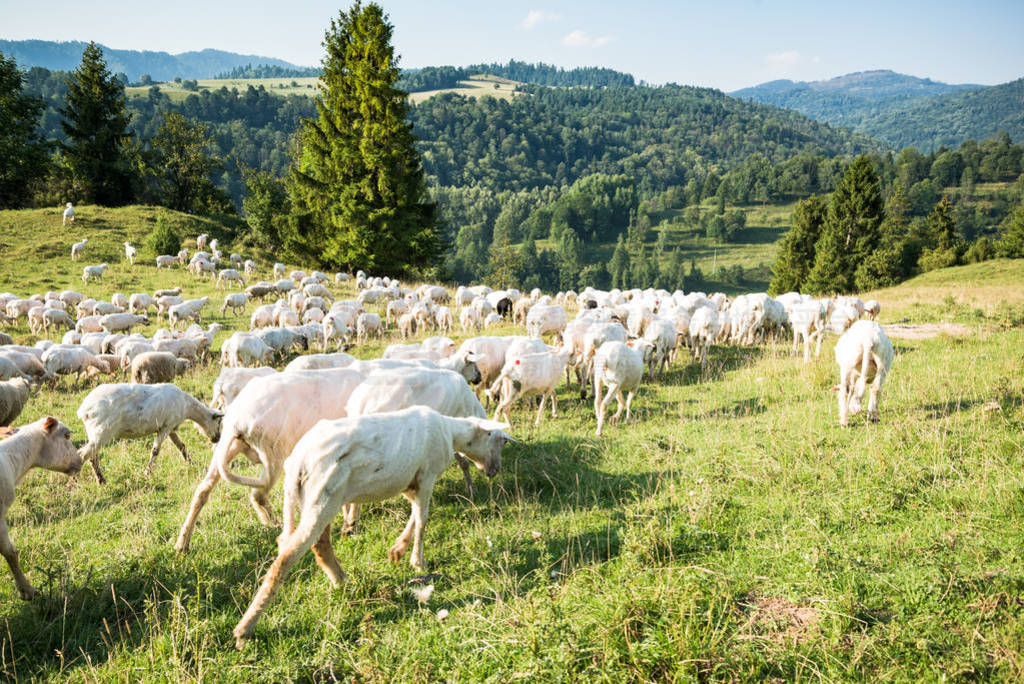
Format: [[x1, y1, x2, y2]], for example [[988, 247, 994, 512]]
[[768, 194, 826, 294], [60, 42, 134, 205], [0, 52, 50, 208], [286, 2, 440, 273]]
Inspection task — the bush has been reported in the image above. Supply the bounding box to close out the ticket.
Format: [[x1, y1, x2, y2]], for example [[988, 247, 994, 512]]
[[917, 245, 961, 272], [964, 237, 996, 264], [148, 218, 181, 256]]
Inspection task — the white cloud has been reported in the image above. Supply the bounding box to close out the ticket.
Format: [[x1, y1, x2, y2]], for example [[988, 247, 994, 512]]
[[522, 10, 559, 29], [764, 50, 801, 66], [562, 29, 615, 48], [811, 55, 821, 64]]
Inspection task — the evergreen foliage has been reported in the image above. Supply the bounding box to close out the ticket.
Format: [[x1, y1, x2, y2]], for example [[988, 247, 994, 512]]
[[241, 165, 290, 249], [999, 204, 1024, 258], [286, 2, 440, 273], [768, 195, 826, 294], [0, 52, 50, 209], [60, 42, 135, 205], [146, 216, 181, 256]]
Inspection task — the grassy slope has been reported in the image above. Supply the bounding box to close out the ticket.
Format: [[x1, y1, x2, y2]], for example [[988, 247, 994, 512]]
[[1, 206, 1023, 680]]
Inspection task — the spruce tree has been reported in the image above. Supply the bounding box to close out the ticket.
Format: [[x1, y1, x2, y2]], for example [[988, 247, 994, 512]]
[[60, 42, 135, 206], [0, 52, 50, 208], [805, 155, 883, 294], [768, 195, 825, 295], [1000, 204, 1024, 258], [608, 234, 630, 289], [927, 195, 957, 250], [286, 2, 440, 273]]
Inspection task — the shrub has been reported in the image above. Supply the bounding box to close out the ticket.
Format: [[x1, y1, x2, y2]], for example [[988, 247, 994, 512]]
[[148, 218, 181, 256]]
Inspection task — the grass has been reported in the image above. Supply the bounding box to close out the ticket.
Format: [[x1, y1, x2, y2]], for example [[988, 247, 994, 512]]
[[2, 205, 1024, 679]]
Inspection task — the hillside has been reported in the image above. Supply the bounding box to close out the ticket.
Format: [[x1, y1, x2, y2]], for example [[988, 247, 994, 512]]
[[0, 39, 307, 81], [732, 70, 1024, 151], [2, 203, 1024, 678]]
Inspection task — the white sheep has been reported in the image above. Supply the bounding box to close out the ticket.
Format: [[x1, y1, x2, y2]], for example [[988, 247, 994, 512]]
[[81, 264, 108, 283], [77, 383, 223, 484], [492, 346, 572, 426], [131, 351, 190, 384], [833, 320, 894, 427], [124, 242, 137, 266], [0, 417, 81, 599], [129, 293, 153, 314], [220, 332, 273, 368], [221, 292, 249, 317], [526, 304, 568, 339], [70, 238, 87, 260], [217, 269, 246, 289], [231, 407, 511, 648], [41, 346, 109, 385], [196, 233, 209, 250], [592, 341, 644, 436], [0, 378, 32, 426], [689, 306, 719, 369], [100, 312, 148, 334], [62, 203, 75, 226], [356, 313, 383, 343], [210, 366, 277, 410]]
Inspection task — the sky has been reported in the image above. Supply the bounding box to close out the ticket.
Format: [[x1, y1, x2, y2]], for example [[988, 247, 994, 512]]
[[2, 0, 1022, 91]]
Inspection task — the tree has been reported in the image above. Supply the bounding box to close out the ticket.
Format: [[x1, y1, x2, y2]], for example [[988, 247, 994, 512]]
[[999, 204, 1024, 258], [242, 165, 290, 249], [60, 42, 135, 206], [608, 233, 630, 289], [151, 112, 223, 213], [768, 195, 826, 295], [286, 2, 440, 273], [805, 156, 883, 294], [926, 195, 957, 250], [0, 51, 50, 208], [147, 216, 181, 256]]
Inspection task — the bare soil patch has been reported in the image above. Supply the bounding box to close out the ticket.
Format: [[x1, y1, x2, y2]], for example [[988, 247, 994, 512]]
[[882, 323, 975, 340]]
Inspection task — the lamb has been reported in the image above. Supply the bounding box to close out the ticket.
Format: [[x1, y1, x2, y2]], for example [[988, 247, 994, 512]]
[[220, 332, 273, 368], [131, 351, 190, 384], [592, 341, 644, 436], [833, 320, 894, 427], [221, 292, 249, 317], [174, 368, 368, 553], [356, 313, 383, 343], [0, 417, 81, 599], [77, 383, 223, 484], [100, 312, 148, 334], [81, 264, 108, 283], [62, 203, 75, 225], [70, 238, 87, 260], [492, 346, 572, 426], [124, 242, 137, 266], [526, 304, 568, 339], [210, 367, 277, 409], [217, 269, 246, 289], [0, 378, 31, 426], [230, 406, 511, 648], [155, 255, 176, 269]]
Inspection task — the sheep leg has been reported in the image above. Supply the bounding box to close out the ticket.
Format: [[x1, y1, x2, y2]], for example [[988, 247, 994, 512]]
[[168, 430, 191, 463], [550, 390, 558, 418], [174, 457, 223, 553], [596, 383, 616, 437], [534, 392, 546, 426], [147, 429, 173, 475], [388, 509, 417, 563], [0, 519, 36, 600], [837, 377, 851, 428], [340, 503, 361, 535], [311, 523, 346, 587], [233, 513, 332, 649], [624, 390, 636, 422], [79, 442, 106, 485], [611, 388, 627, 423], [250, 487, 276, 527], [454, 453, 475, 498], [868, 360, 886, 423]]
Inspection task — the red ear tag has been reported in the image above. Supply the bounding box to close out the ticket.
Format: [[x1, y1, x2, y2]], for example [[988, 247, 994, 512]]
[[515, 359, 520, 365]]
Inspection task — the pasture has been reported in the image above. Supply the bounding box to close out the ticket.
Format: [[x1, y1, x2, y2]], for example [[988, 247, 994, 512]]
[[1, 205, 1023, 680]]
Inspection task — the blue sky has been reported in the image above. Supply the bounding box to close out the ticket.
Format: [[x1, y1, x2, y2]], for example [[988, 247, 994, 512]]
[[2, 0, 1022, 90]]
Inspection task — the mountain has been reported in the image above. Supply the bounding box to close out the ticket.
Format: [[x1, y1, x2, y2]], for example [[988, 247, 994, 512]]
[[730, 69, 1024, 151], [0, 39, 308, 81]]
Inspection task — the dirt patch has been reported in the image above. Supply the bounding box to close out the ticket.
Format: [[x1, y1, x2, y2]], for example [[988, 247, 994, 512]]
[[736, 594, 820, 643], [882, 323, 975, 340]]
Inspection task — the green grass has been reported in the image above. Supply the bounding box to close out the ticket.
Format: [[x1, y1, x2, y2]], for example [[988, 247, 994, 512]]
[[2, 205, 1024, 679]]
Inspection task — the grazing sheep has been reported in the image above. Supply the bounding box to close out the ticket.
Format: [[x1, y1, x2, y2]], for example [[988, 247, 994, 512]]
[[196, 233, 208, 250], [42, 309, 75, 336], [221, 292, 249, 317], [41, 347, 109, 385], [70, 238, 87, 260], [156, 255, 175, 269], [220, 332, 273, 368], [81, 264, 108, 283], [492, 346, 572, 426], [592, 341, 644, 437], [174, 368, 368, 553], [0, 378, 31, 426], [833, 320, 894, 427], [526, 304, 568, 339], [356, 313, 383, 343], [864, 300, 881, 321], [459, 306, 481, 332], [153, 286, 182, 299], [273, 263, 286, 279], [156, 295, 184, 320], [0, 417, 81, 599], [689, 306, 719, 369], [77, 383, 223, 484], [100, 312, 148, 334], [124, 242, 137, 266], [129, 293, 153, 314], [131, 351, 190, 384], [210, 366, 277, 410], [217, 269, 246, 289], [177, 249, 189, 266], [230, 406, 511, 648], [244, 260, 257, 278]]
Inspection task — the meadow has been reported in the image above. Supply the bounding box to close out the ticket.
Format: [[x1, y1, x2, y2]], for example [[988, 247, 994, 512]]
[[1, 205, 1023, 680]]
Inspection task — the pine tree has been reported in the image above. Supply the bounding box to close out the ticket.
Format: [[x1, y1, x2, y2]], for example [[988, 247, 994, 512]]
[[608, 233, 630, 289], [853, 184, 915, 290], [60, 42, 135, 206], [768, 195, 826, 295], [999, 204, 1024, 258], [927, 195, 957, 250], [805, 155, 883, 294], [0, 52, 50, 208], [286, 2, 440, 273]]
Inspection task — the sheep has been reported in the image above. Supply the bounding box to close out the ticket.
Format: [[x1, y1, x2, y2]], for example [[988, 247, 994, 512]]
[[129, 293, 153, 314], [492, 346, 572, 426], [174, 368, 368, 553], [168, 297, 209, 329], [689, 306, 719, 369], [196, 233, 209, 250], [177, 249, 189, 266], [156, 295, 184, 320], [230, 406, 512, 648], [245, 283, 276, 302], [221, 292, 249, 317], [335, 272, 351, 284], [217, 269, 246, 289], [244, 260, 257, 278], [209, 238, 219, 252], [580, 321, 628, 399], [230, 253, 243, 267], [789, 301, 828, 363], [0, 358, 30, 383], [275, 279, 295, 294], [42, 309, 75, 336], [864, 300, 881, 321], [356, 313, 383, 343], [302, 307, 324, 324], [526, 304, 568, 339], [75, 316, 103, 334], [92, 302, 125, 316], [131, 351, 190, 384], [152, 337, 202, 364], [81, 264, 108, 283], [0, 351, 46, 384], [70, 237, 87, 260], [153, 286, 182, 299], [459, 306, 481, 332], [77, 383, 222, 484], [124, 242, 137, 266], [156, 255, 175, 269], [0, 378, 31, 426], [210, 366, 277, 410], [273, 263, 286, 279], [642, 317, 676, 378], [253, 328, 308, 360], [322, 313, 351, 351], [41, 347, 109, 385], [59, 290, 84, 309], [303, 283, 332, 301], [100, 313, 148, 334], [116, 340, 155, 369], [0, 417, 81, 599], [189, 259, 216, 279], [833, 320, 894, 427], [592, 341, 644, 437], [220, 332, 273, 368], [397, 312, 416, 340], [385, 299, 408, 326]]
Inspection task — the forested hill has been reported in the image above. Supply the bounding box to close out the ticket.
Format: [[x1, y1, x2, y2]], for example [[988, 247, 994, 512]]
[[408, 84, 877, 193], [0, 39, 306, 81], [731, 69, 1024, 151]]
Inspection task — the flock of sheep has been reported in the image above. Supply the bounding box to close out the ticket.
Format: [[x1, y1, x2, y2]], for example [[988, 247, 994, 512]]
[[0, 228, 894, 649]]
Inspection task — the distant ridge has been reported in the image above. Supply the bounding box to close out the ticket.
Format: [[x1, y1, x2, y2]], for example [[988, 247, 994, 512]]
[[732, 69, 980, 102], [0, 39, 309, 81]]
